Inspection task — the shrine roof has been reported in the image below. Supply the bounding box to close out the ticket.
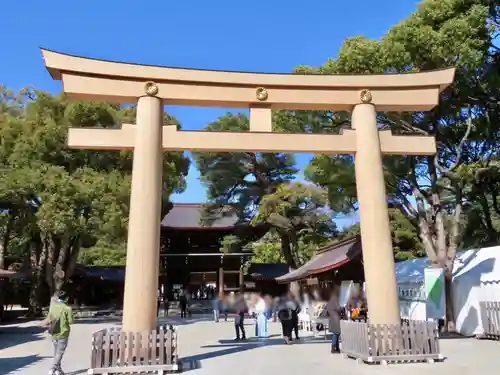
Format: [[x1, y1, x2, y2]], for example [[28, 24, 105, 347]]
[[275, 235, 362, 283], [161, 203, 239, 230]]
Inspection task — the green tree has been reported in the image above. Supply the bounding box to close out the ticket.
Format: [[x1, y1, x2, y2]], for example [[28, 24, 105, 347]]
[[0, 87, 190, 313], [295, 0, 496, 329], [247, 232, 286, 264], [193, 113, 299, 251], [337, 208, 424, 261], [251, 182, 337, 267]]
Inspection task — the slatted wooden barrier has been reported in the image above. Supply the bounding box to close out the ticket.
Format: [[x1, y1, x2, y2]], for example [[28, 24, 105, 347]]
[[479, 301, 500, 339], [87, 326, 179, 374], [340, 320, 442, 365]]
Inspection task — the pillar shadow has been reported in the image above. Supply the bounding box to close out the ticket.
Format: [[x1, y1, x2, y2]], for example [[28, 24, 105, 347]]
[[181, 341, 267, 371]]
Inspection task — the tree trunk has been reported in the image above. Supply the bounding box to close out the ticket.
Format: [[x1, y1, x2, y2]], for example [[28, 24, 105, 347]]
[[28, 235, 47, 317], [279, 233, 297, 268], [65, 237, 81, 283], [44, 235, 61, 296], [53, 237, 70, 294], [444, 265, 456, 332], [478, 192, 497, 244], [28, 270, 46, 317], [0, 215, 13, 270]]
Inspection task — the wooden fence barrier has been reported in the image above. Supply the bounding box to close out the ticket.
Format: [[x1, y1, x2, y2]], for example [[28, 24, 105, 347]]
[[479, 301, 500, 339], [340, 320, 442, 365], [87, 326, 179, 374]]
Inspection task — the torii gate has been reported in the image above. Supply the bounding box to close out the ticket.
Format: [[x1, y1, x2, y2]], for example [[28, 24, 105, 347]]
[[41, 49, 455, 332]]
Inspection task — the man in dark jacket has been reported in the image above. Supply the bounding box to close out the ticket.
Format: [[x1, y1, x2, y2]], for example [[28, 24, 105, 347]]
[[233, 293, 247, 340], [290, 294, 301, 340]]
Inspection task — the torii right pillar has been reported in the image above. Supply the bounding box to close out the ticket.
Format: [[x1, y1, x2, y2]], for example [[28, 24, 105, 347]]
[[352, 102, 400, 325]]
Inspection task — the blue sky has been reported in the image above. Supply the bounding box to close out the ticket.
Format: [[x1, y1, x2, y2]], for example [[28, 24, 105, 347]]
[[0, 0, 420, 229]]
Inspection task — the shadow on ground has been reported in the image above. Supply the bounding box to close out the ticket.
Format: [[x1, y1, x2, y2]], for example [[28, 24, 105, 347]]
[[74, 315, 216, 327], [0, 325, 45, 350], [180, 335, 331, 371], [439, 332, 469, 340], [0, 355, 49, 374]]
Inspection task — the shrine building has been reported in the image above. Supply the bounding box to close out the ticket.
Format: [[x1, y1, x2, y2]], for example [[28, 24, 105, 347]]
[[159, 203, 287, 299]]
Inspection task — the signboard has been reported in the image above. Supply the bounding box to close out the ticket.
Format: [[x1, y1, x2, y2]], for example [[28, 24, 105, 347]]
[[398, 282, 426, 302], [424, 268, 445, 320]]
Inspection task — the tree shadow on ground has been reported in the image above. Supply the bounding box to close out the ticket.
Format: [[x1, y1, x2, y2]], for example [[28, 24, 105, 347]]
[[0, 325, 45, 350], [439, 332, 470, 339], [181, 335, 331, 371], [74, 315, 215, 328], [75, 317, 123, 325], [0, 355, 49, 375], [159, 316, 216, 326]]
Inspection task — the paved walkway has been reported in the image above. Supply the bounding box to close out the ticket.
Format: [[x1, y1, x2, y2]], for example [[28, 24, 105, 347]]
[[0, 315, 498, 375]]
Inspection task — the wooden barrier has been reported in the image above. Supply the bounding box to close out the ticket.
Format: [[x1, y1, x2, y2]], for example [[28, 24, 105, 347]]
[[340, 320, 442, 365], [479, 301, 500, 339], [87, 326, 179, 374]]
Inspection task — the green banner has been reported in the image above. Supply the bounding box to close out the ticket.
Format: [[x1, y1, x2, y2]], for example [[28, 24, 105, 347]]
[[424, 267, 445, 319]]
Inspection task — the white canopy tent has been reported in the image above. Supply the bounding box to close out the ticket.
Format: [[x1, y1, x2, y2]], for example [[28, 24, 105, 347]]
[[394, 245, 500, 336]]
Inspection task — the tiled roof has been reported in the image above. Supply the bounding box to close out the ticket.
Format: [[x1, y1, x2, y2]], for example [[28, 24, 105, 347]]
[[276, 236, 362, 283], [161, 203, 239, 229]]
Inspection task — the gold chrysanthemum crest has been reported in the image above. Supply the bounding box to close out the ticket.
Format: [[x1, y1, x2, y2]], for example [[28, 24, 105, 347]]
[[144, 81, 159, 96], [256, 87, 268, 101], [359, 89, 372, 103]]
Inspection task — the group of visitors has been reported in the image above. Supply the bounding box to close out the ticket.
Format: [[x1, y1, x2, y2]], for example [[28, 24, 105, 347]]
[[210, 291, 302, 344], [213, 286, 361, 354]]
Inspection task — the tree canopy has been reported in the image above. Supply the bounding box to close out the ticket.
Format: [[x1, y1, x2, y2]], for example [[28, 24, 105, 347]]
[[0, 87, 189, 313]]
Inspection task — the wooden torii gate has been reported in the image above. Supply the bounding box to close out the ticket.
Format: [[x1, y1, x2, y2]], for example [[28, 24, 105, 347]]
[[41, 48, 455, 332]]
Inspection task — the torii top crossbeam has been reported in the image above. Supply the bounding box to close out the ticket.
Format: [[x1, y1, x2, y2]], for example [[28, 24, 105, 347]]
[[41, 49, 454, 111]]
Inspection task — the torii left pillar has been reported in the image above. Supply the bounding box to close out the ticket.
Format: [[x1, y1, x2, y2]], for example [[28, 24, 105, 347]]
[[122, 95, 163, 332]]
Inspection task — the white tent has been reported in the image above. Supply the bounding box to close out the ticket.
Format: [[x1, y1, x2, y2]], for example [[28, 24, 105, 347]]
[[394, 245, 500, 336]]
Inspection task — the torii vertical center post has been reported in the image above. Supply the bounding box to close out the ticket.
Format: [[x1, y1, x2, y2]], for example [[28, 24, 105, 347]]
[[41, 49, 455, 331]]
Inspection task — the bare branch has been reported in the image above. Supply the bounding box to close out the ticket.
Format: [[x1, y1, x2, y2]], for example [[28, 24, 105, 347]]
[[435, 105, 474, 174], [384, 114, 430, 135]]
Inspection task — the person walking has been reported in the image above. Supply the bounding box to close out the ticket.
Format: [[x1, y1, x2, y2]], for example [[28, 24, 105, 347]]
[[327, 285, 342, 354], [290, 294, 301, 340], [233, 293, 247, 340], [179, 289, 188, 318], [220, 293, 228, 321], [157, 288, 162, 318], [43, 291, 74, 375], [212, 293, 221, 322], [277, 294, 293, 344]]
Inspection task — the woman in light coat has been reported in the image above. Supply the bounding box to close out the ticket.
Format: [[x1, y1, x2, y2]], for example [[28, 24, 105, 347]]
[[327, 287, 341, 354], [254, 294, 268, 338]]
